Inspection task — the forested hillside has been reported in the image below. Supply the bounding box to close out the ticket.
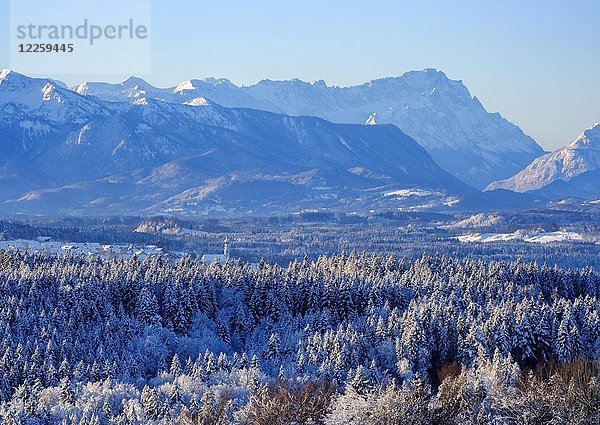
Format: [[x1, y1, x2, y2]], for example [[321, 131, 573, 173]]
[[0, 251, 598, 423]]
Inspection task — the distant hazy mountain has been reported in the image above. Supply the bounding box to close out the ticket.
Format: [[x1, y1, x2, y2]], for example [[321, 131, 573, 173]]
[[1, 69, 520, 217], [74, 69, 544, 188], [486, 124, 600, 198]]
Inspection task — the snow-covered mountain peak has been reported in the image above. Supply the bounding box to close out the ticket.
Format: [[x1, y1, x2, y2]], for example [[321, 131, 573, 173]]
[[401, 69, 471, 98], [120, 76, 150, 88], [0, 70, 68, 94], [361, 69, 448, 87], [399, 68, 449, 85], [405, 68, 447, 79], [74, 78, 151, 102], [201, 77, 234, 86], [571, 123, 600, 148], [0, 69, 36, 91], [358, 69, 471, 104], [486, 122, 600, 194], [0, 68, 14, 82], [0, 71, 68, 107], [175, 78, 234, 93], [174, 80, 198, 92], [254, 78, 311, 88]]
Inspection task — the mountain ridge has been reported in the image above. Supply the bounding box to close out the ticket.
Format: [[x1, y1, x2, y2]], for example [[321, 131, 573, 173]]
[[68, 68, 545, 188], [486, 123, 600, 197], [0, 70, 505, 217]]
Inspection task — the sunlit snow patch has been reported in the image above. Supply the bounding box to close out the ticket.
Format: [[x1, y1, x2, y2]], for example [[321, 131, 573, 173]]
[[365, 113, 377, 125], [523, 231, 584, 243], [457, 230, 586, 244], [384, 188, 437, 197]]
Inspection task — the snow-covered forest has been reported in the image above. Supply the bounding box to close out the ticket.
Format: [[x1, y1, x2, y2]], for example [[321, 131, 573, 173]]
[[0, 250, 598, 424]]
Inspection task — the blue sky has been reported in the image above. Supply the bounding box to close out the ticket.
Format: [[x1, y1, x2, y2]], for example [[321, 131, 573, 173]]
[[1, 0, 599, 150]]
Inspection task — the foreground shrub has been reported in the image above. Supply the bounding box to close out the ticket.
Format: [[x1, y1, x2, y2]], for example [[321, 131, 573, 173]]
[[236, 379, 335, 425]]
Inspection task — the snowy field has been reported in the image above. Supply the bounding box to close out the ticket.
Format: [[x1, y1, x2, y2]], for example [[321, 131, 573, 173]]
[[456, 229, 587, 243]]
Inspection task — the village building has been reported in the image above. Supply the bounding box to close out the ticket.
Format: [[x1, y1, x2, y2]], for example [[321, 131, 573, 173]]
[[201, 238, 230, 263]]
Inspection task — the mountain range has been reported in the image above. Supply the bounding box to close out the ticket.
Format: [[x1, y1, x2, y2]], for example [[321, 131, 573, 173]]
[[2, 68, 519, 217], [487, 124, 600, 199], [75, 69, 545, 188], [5, 68, 579, 216]]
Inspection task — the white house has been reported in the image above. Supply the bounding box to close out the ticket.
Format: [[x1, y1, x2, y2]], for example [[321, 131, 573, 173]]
[[201, 238, 230, 264]]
